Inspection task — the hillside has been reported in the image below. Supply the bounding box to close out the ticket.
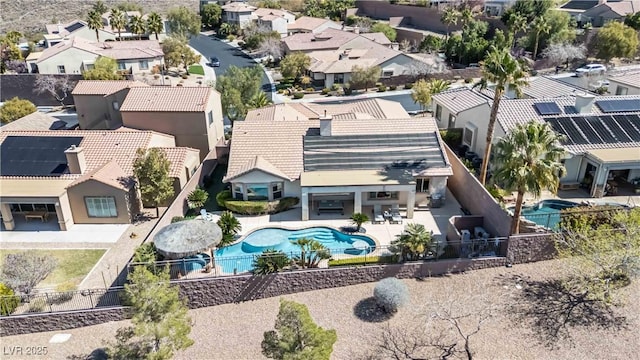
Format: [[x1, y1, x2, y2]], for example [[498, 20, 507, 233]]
[[0, 0, 198, 35]]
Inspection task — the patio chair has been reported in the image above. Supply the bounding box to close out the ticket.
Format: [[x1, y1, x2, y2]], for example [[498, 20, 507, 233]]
[[390, 204, 403, 224], [373, 204, 385, 224]]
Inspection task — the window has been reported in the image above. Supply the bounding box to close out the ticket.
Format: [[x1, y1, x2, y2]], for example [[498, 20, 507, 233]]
[[435, 104, 442, 121], [382, 70, 394, 77], [448, 114, 456, 129], [247, 184, 269, 200], [415, 178, 430, 193], [368, 191, 399, 200], [208, 111, 214, 126], [139, 60, 149, 70], [334, 73, 344, 83], [85, 64, 94, 70], [463, 127, 474, 146], [233, 184, 244, 200], [112, 101, 119, 110], [117, 62, 126, 70], [272, 182, 283, 199], [615, 86, 628, 95], [85, 197, 117, 218], [57, 65, 66, 74]]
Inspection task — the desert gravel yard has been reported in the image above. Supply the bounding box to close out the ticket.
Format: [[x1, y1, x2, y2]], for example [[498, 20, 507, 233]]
[[2, 259, 638, 360]]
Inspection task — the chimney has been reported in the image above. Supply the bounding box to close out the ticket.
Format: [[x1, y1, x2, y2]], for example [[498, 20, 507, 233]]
[[574, 93, 596, 114], [320, 110, 332, 136], [65, 145, 87, 174]]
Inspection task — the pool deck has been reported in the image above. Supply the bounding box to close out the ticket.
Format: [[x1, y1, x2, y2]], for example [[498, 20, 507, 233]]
[[536, 189, 639, 208]]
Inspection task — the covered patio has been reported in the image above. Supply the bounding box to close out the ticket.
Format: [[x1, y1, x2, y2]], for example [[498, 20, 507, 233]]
[[583, 147, 640, 198]]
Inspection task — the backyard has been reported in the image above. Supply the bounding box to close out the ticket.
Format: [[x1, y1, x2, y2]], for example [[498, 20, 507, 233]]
[[203, 164, 228, 212]]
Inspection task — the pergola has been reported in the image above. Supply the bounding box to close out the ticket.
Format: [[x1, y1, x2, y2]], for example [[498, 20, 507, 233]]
[[153, 219, 222, 268]]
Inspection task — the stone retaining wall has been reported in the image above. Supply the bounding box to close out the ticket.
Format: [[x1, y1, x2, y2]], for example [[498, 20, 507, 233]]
[[0, 308, 127, 337], [507, 233, 557, 264]]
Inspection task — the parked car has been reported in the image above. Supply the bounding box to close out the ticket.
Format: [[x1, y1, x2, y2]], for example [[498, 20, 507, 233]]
[[575, 64, 606, 77], [210, 57, 220, 67]]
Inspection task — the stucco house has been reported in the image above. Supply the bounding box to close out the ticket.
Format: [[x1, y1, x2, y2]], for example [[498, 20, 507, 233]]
[[287, 16, 342, 35], [0, 129, 200, 231], [221, 2, 257, 28], [253, 8, 297, 37], [582, 0, 640, 26], [483, 0, 517, 16], [224, 99, 453, 220], [608, 72, 640, 95], [29, 37, 164, 75]]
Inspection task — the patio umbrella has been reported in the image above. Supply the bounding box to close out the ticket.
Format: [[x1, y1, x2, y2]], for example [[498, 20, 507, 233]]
[[153, 219, 222, 260]]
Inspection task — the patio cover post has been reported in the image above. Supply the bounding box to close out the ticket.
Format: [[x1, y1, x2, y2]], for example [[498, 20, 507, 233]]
[[301, 190, 309, 220], [406, 189, 416, 219], [0, 203, 15, 230], [354, 191, 362, 214]]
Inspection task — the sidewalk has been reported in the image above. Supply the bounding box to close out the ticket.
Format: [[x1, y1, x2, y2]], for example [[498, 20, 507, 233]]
[[189, 45, 216, 84]]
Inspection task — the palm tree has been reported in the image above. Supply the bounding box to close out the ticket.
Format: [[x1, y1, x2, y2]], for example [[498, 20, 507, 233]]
[[493, 120, 566, 234], [390, 223, 434, 261], [147, 12, 164, 40], [253, 249, 290, 275], [350, 213, 369, 232], [129, 15, 146, 40], [411, 78, 449, 113], [249, 91, 272, 109], [531, 16, 551, 60], [87, 10, 104, 42], [290, 238, 330, 269], [476, 46, 529, 185], [217, 211, 242, 247], [109, 8, 126, 41], [507, 13, 527, 49], [441, 7, 459, 43]]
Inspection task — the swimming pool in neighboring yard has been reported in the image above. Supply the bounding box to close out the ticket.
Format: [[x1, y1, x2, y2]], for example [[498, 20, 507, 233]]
[[515, 199, 580, 229]]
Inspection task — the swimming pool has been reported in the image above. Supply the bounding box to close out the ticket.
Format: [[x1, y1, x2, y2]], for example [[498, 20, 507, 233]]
[[214, 227, 376, 273], [516, 199, 580, 229]]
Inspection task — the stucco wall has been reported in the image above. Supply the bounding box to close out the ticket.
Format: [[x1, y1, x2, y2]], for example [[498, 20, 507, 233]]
[[608, 80, 640, 96], [66, 180, 132, 224], [37, 47, 98, 74], [74, 88, 131, 130], [562, 155, 583, 183]]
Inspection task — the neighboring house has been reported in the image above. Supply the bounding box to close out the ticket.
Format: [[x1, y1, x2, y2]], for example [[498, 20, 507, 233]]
[[253, 8, 296, 37], [484, 0, 517, 16], [582, 0, 640, 26], [608, 72, 640, 95], [200, 0, 244, 13], [224, 99, 452, 220], [557, 0, 600, 23], [0, 111, 79, 132], [221, 2, 257, 28], [287, 16, 342, 35], [519, 76, 586, 99], [30, 37, 164, 75], [0, 129, 200, 231], [431, 87, 492, 131]]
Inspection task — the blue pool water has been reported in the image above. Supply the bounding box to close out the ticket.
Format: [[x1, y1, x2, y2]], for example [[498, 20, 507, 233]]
[[214, 227, 376, 273], [518, 199, 579, 229]]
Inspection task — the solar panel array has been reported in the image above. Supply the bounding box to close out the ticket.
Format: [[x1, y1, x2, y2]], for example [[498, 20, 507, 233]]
[[534, 102, 562, 115], [303, 133, 446, 171], [596, 99, 640, 113], [64, 22, 85, 33], [545, 114, 640, 146], [0, 136, 83, 176]]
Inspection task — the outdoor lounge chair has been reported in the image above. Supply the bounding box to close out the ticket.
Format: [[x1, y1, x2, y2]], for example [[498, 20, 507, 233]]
[[373, 205, 385, 224], [390, 205, 403, 224]]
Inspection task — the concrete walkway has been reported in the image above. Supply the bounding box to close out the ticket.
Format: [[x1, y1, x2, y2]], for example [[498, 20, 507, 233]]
[[189, 45, 216, 84]]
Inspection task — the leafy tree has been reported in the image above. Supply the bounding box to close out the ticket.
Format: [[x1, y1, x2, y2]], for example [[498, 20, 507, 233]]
[[259, 0, 282, 9], [116, 2, 143, 12], [83, 56, 123, 80], [201, 3, 222, 30], [441, 6, 459, 42], [167, 6, 201, 38], [108, 266, 193, 359], [411, 78, 449, 112], [593, 21, 639, 62], [420, 34, 443, 53], [92, 0, 107, 14], [5, 59, 27, 73], [625, 11, 640, 30], [458, 6, 475, 27], [262, 299, 337, 360], [521, 10, 575, 56], [215, 65, 263, 122], [492, 120, 566, 234], [109, 8, 127, 40], [87, 10, 104, 42], [303, 0, 354, 20], [370, 22, 397, 42], [162, 36, 201, 71], [542, 42, 586, 67], [531, 16, 551, 60], [0, 251, 57, 295], [132, 148, 175, 217], [129, 15, 146, 40], [390, 223, 434, 261], [253, 249, 290, 275], [475, 46, 529, 185], [501, 0, 553, 24], [217, 211, 242, 247], [290, 238, 330, 269], [0, 97, 37, 123], [445, 20, 490, 65], [349, 65, 381, 91], [2, 30, 23, 44], [279, 52, 311, 80], [350, 213, 369, 232], [0, 41, 23, 73], [374, 278, 409, 314], [187, 187, 209, 209], [33, 75, 76, 107], [147, 12, 164, 40]]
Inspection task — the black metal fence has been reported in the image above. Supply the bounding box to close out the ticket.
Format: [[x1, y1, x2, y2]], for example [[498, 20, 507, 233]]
[[0, 288, 125, 317], [521, 206, 634, 232]]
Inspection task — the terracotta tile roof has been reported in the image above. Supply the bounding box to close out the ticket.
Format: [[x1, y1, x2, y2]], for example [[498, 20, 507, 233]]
[[120, 87, 213, 112], [523, 76, 584, 99], [244, 103, 313, 121], [608, 71, 640, 89], [288, 16, 337, 32], [283, 28, 358, 51], [360, 32, 392, 45], [157, 147, 200, 177], [72, 80, 149, 96], [603, 0, 640, 16], [67, 159, 132, 190], [221, 2, 257, 12], [310, 57, 377, 74], [253, 8, 294, 18], [432, 87, 491, 115], [37, 38, 163, 63], [230, 155, 291, 181], [0, 112, 59, 131]]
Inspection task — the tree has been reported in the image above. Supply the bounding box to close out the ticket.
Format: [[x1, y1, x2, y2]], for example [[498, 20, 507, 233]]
[[92, 0, 107, 14], [279, 52, 311, 80], [507, 12, 527, 49], [521, 10, 575, 57], [2, 30, 22, 44], [109, 8, 127, 40], [441, 7, 459, 43], [542, 42, 586, 68], [253, 249, 290, 275], [260, 0, 281, 9], [186, 187, 209, 209], [258, 36, 284, 61], [83, 56, 123, 80], [218, 22, 233, 36], [201, 3, 222, 30], [290, 238, 330, 269], [458, 6, 475, 28], [349, 65, 381, 91], [87, 10, 104, 42], [303, 0, 355, 20], [390, 223, 434, 261], [492, 120, 566, 234], [33, 75, 76, 107], [147, 12, 164, 40], [531, 16, 551, 60], [350, 213, 369, 232], [217, 211, 242, 247], [116, 2, 143, 12], [167, 6, 201, 38], [501, 0, 553, 24], [162, 37, 201, 71], [370, 22, 397, 42], [593, 21, 639, 63], [476, 46, 529, 185], [249, 91, 272, 109], [411, 78, 449, 112], [625, 11, 640, 30], [132, 148, 175, 217], [262, 299, 337, 360], [129, 15, 146, 40], [108, 266, 193, 359], [215, 65, 263, 122], [0, 97, 37, 123], [420, 34, 444, 53], [0, 251, 57, 295]]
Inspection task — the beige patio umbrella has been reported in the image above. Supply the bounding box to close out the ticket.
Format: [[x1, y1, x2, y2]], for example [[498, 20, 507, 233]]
[[153, 219, 222, 267]]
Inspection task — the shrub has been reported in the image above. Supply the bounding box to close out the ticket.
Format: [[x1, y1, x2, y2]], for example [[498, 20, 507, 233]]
[[464, 78, 473, 84], [328, 255, 397, 267], [1, 251, 57, 295], [344, 85, 353, 95], [28, 298, 47, 313], [305, 87, 314, 92], [439, 128, 463, 148], [216, 189, 232, 208], [404, 82, 414, 89], [171, 216, 186, 223], [274, 197, 300, 212], [330, 83, 341, 91], [0, 283, 20, 315], [187, 187, 209, 209], [389, 85, 397, 90], [253, 249, 290, 275], [53, 281, 76, 303], [217, 211, 242, 247], [374, 277, 409, 313], [217, 191, 299, 215], [227, 34, 236, 42], [375, 82, 383, 87], [377, 85, 387, 92], [293, 92, 304, 99], [321, 88, 330, 95]]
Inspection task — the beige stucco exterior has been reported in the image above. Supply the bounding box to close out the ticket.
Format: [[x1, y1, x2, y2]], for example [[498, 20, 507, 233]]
[[608, 79, 640, 96], [66, 179, 133, 224], [75, 88, 131, 129]]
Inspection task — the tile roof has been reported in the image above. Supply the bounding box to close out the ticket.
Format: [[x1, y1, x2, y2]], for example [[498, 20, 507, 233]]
[[231, 155, 291, 181], [221, 2, 257, 12], [157, 147, 200, 177], [432, 87, 491, 115], [360, 32, 392, 45], [37, 38, 163, 63], [120, 87, 213, 112], [330, 117, 439, 135], [602, 0, 640, 16], [522, 76, 584, 99], [253, 8, 294, 18], [608, 71, 640, 89], [0, 112, 59, 131], [72, 80, 149, 96], [283, 28, 358, 51], [288, 16, 336, 32], [67, 159, 132, 190]]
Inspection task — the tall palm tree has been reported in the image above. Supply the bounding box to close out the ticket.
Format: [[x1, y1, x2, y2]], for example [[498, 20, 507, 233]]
[[441, 7, 459, 43], [109, 8, 126, 41], [390, 223, 434, 261], [87, 10, 104, 42], [531, 16, 551, 60], [507, 13, 527, 49], [493, 120, 566, 234], [147, 12, 164, 40], [476, 46, 529, 185], [129, 15, 146, 40]]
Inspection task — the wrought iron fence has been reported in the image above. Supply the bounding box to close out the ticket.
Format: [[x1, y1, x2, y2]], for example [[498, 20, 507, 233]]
[[0, 287, 125, 317], [521, 206, 633, 232]]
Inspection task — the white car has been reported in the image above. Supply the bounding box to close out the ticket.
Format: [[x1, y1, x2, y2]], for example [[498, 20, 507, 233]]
[[575, 64, 606, 77]]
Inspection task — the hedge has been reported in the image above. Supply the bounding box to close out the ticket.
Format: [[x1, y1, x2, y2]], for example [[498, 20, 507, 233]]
[[0, 283, 20, 316], [216, 190, 300, 215], [328, 255, 398, 267]]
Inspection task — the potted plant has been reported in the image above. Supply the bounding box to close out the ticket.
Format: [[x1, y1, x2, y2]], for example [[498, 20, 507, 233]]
[[632, 177, 640, 194]]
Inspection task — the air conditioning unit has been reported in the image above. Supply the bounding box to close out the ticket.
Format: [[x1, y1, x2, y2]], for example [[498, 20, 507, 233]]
[[460, 229, 471, 243]]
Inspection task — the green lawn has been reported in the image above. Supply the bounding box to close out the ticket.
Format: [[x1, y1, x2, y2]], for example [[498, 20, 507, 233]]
[[0, 249, 106, 288], [188, 64, 205, 76]]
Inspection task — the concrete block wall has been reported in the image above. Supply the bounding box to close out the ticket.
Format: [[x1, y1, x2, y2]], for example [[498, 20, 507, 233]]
[[0, 308, 127, 337]]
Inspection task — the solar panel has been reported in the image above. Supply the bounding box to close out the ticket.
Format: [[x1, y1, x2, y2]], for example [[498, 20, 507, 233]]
[[596, 99, 640, 113], [585, 116, 616, 143], [613, 115, 640, 141], [572, 116, 603, 144], [555, 118, 589, 145], [0, 136, 83, 176], [602, 115, 633, 142], [546, 118, 570, 144], [64, 22, 85, 33], [534, 102, 562, 115]]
